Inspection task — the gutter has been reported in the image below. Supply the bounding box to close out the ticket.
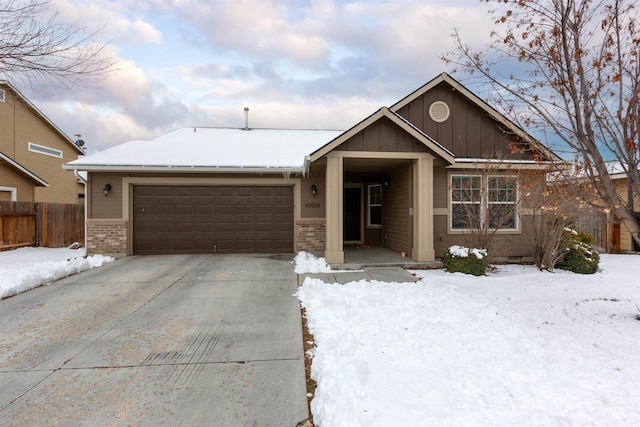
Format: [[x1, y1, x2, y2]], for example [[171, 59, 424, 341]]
[[62, 164, 306, 174]]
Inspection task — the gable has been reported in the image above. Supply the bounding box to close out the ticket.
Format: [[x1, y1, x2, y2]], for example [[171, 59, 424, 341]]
[[0, 82, 83, 156], [337, 116, 432, 154], [394, 81, 532, 160], [391, 73, 561, 163], [310, 107, 454, 164]]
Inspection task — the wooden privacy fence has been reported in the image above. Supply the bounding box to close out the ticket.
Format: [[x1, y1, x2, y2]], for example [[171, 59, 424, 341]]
[[0, 202, 84, 250]]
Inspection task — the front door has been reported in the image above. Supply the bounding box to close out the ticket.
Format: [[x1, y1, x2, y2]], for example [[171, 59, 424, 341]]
[[343, 186, 362, 243]]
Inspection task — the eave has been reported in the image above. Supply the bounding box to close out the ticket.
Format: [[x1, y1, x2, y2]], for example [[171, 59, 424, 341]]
[[62, 164, 306, 175], [0, 152, 49, 186]]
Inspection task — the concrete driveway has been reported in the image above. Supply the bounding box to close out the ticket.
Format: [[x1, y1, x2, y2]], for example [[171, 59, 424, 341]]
[[0, 254, 307, 426]]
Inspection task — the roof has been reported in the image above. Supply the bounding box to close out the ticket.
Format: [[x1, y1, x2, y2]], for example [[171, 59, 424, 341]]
[[0, 152, 49, 186], [309, 107, 455, 164], [390, 72, 563, 163], [0, 81, 85, 155], [63, 127, 344, 173]]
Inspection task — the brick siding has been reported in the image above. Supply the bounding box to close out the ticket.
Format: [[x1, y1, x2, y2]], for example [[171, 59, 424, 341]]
[[296, 220, 325, 253], [87, 221, 127, 255]]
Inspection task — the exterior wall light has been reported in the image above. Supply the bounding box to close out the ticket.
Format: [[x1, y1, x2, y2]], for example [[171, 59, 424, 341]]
[[103, 183, 112, 196], [311, 184, 317, 196]]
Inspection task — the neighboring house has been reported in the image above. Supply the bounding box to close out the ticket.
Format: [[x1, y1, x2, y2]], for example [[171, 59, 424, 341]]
[[605, 162, 639, 253], [64, 73, 561, 262], [0, 81, 85, 203]]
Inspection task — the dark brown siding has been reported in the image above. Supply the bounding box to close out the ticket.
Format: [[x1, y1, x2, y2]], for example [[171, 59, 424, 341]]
[[383, 164, 411, 254], [433, 166, 448, 210], [89, 173, 125, 218], [133, 185, 293, 255], [395, 82, 533, 160], [339, 118, 430, 153], [434, 215, 536, 259]]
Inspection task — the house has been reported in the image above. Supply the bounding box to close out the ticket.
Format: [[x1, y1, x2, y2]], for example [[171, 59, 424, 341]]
[[64, 73, 562, 262], [0, 81, 85, 203], [604, 162, 639, 253]]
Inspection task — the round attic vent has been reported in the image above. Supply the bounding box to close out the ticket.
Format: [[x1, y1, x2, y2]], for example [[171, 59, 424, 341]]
[[429, 101, 450, 123]]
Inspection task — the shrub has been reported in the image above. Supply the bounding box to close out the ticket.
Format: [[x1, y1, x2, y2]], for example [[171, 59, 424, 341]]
[[443, 245, 489, 276], [555, 230, 600, 274]]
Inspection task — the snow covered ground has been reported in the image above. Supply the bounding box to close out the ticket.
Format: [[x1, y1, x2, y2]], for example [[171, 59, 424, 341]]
[[297, 254, 640, 426], [0, 246, 114, 299]]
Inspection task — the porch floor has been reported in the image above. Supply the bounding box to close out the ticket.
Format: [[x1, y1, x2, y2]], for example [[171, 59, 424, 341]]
[[332, 245, 443, 270]]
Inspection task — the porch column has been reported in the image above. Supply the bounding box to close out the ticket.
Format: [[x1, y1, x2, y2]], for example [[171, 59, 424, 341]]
[[325, 155, 344, 264], [412, 156, 435, 261]]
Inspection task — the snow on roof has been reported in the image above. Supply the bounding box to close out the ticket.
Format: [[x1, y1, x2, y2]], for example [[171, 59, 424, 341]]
[[64, 127, 343, 172]]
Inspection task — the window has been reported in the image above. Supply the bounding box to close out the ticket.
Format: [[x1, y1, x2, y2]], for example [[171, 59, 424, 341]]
[[28, 142, 62, 158], [450, 174, 518, 231], [487, 176, 518, 229], [368, 184, 382, 227], [0, 88, 5, 103], [450, 175, 482, 229]]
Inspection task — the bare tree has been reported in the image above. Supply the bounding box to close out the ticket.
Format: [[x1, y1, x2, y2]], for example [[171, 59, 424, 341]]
[[0, 0, 112, 87], [521, 169, 581, 270], [444, 0, 640, 249]]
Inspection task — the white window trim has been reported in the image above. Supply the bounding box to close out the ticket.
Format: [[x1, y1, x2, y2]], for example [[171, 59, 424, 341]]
[[367, 183, 383, 228], [0, 186, 18, 201], [28, 142, 63, 159], [448, 173, 520, 233], [449, 173, 482, 232], [487, 174, 519, 231]]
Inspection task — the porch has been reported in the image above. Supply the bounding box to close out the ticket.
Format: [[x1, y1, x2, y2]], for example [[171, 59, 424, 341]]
[[332, 245, 442, 270]]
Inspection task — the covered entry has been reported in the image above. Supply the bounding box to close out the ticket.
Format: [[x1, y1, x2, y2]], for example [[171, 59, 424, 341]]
[[133, 185, 293, 255], [308, 107, 455, 264]]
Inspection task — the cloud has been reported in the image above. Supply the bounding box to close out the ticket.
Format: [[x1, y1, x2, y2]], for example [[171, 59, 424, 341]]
[[22, 0, 499, 154], [52, 0, 162, 45]]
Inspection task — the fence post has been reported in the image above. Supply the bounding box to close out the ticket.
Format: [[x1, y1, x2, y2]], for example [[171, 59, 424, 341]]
[[41, 203, 48, 248], [35, 203, 40, 247]]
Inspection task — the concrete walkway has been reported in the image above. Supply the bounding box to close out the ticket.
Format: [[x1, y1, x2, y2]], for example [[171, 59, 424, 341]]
[[300, 266, 420, 284], [0, 254, 307, 427]]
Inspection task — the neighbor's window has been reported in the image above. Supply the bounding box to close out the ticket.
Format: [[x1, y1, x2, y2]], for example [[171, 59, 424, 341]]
[[450, 175, 482, 229], [0, 88, 5, 103], [487, 175, 518, 229], [28, 142, 62, 158], [368, 184, 382, 227]]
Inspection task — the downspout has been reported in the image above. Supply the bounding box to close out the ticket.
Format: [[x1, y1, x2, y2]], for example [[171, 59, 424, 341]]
[[74, 169, 88, 251], [303, 156, 311, 178]]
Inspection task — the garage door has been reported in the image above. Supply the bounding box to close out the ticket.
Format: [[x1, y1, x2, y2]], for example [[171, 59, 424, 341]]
[[133, 186, 293, 255]]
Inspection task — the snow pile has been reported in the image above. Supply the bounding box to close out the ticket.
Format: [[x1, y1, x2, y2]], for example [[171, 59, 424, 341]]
[[298, 255, 640, 426], [293, 251, 332, 274], [448, 244, 487, 259], [0, 247, 114, 299]]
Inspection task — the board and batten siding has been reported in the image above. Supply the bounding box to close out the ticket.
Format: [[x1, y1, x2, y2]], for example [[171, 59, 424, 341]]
[[383, 164, 411, 254], [340, 117, 432, 154], [395, 82, 531, 160]]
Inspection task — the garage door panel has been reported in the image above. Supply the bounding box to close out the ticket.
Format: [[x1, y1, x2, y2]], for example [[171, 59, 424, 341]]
[[133, 185, 293, 255]]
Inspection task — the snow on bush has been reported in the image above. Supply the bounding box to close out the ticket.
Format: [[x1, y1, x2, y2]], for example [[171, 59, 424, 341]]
[[444, 245, 489, 276], [293, 251, 332, 274], [448, 245, 487, 259]]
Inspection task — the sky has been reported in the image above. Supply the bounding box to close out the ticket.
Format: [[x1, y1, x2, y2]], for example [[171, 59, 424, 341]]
[[15, 0, 501, 154]]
